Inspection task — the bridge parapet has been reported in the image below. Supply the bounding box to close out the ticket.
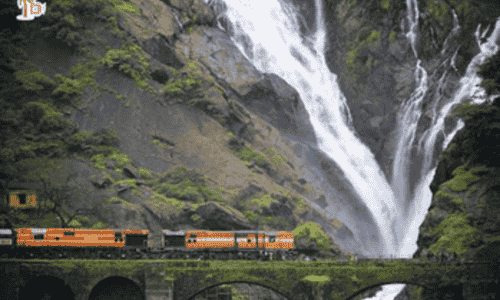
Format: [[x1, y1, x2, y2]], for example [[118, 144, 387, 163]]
[[0, 259, 498, 300]]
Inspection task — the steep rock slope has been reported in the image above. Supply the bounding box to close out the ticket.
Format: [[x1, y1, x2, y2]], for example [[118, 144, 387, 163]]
[[323, 0, 500, 180], [0, 0, 374, 256], [400, 51, 500, 300]]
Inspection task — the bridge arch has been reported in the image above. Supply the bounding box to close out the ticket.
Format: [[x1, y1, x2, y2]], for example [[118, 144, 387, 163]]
[[18, 275, 75, 300], [89, 276, 144, 300], [186, 280, 292, 300]]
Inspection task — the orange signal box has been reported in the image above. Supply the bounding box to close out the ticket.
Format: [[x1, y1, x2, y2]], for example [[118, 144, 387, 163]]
[[9, 190, 37, 209]]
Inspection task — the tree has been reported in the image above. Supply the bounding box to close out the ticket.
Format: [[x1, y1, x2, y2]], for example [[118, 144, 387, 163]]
[[10, 158, 99, 228], [38, 174, 89, 228]]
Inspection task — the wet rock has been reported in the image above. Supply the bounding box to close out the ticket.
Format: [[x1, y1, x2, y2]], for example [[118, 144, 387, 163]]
[[195, 201, 251, 230], [104, 159, 119, 169], [232, 184, 263, 202], [143, 35, 183, 69], [188, 0, 217, 26], [253, 166, 265, 174], [270, 194, 290, 206], [298, 178, 307, 185], [240, 73, 317, 144], [91, 172, 113, 189], [177, 26, 316, 143], [136, 180, 148, 186], [123, 165, 140, 179], [117, 183, 130, 193], [369, 116, 383, 128], [202, 86, 231, 118], [315, 194, 328, 209], [264, 200, 293, 217]]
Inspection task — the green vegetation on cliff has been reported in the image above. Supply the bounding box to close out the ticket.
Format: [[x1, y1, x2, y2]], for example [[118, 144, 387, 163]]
[[294, 222, 337, 255], [444, 165, 483, 192], [426, 0, 448, 22], [381, 0, 390, 10], [161, 61, 207, 105], [152, 167, 224, 204], [427, 212, 479, 256], [419, 50, 500, 262], [478, 49, 500, 96], [101, 44, 154, 93]]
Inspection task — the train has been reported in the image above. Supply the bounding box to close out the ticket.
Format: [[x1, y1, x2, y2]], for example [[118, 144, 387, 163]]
[[0, 227, 312, 260]]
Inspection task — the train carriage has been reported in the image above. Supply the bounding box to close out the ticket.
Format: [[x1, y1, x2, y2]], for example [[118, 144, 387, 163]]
[[0, 227, 299, 260], [13, 228, 149, 259], [16, 228, 149, 248]]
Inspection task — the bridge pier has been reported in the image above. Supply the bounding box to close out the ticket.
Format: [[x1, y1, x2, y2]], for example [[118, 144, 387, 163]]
[[145, 264, 174, 300]]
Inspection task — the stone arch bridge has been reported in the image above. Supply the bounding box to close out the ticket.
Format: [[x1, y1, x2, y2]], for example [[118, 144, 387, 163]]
[[0, 259, 498, 300]]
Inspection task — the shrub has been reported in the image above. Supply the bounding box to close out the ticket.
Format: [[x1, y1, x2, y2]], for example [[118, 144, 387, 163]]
[[101, 44, 153, 93], [138, 168, 152, 178], [91, 221, 108, 229], [428, 212, 479, 256], [161, 61, 212, 106], [445, 166, 483, 192], [381, 0, 390, 9], [67, 219, 83, 227], [229, 142, 270, 169], [293, 222, 333, 253]]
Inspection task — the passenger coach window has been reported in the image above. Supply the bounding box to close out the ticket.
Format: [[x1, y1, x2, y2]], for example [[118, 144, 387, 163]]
[[63, 231, 75, 236], [34, 234, 44, 240]]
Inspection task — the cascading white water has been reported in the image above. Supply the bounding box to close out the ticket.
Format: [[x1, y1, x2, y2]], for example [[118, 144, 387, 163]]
[[391, 0, 428, 237], [200, 1, 500, 298], [205, 0, 399, 257], [368, 0, 431, 298], [369, 5, 500, 300], [401, 17, 500, 259]]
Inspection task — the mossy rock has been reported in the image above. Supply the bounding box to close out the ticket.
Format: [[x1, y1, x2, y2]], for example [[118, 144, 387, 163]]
[[434, 189, 465, 212], [427, 212, 480, 256], [444, 165, 483, 192], [293, 222, 335, 254]]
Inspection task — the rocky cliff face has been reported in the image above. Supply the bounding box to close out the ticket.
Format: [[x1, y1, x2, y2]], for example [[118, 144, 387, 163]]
[[2, 0, 499, 266], [414, 97, 500, 263], [0, 0, 374, 257], [399, 51, 500, 299], [322, 0, 500, 182]]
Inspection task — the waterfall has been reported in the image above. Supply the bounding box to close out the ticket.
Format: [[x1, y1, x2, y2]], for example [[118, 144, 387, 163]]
[[202, 2, 500, 296], [391, 0, 429, 238], [205, 0, 399, 257], [401, 17, 500, 259]]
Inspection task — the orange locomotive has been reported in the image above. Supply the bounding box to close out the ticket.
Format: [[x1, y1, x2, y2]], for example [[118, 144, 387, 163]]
[[16, 228, 149, 247], [1, 228, 298, 260], [182, 230, 294, 249], [8, 228, 150, 259]]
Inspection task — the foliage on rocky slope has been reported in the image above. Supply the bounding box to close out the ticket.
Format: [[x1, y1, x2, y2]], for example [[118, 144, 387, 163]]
[[415, 50, 500, 264], [0, 0, 353, 258]]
